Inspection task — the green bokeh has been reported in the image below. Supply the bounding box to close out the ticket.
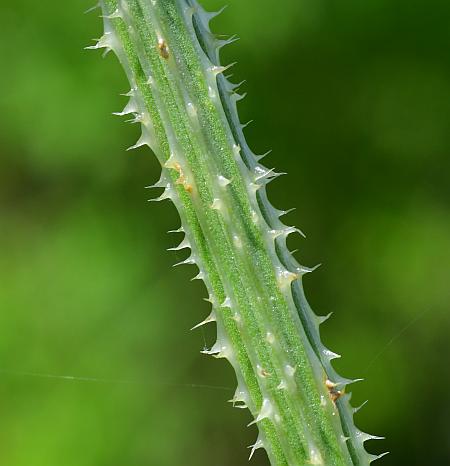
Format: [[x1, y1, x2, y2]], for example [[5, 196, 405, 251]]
[[1, 1, 449, 464]]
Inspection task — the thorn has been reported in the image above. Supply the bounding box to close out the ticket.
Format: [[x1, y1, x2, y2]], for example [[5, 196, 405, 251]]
[[84, 3, 99, 14], [353, 400, 368, 414], [167, 226, 184, 234], [167, 238, 190, 251], [190, 311, 216, 330], [341, 378, 364, 388], [217, 34, 239, 49], [210, 198, 223, 211], [217, 175, 231, 187], [144, 178, 165, 189], [228, 386, 248, 407], [317, 312, 333, 325], [229, 79, 246, 93], [254, 165, 275, 181], [295, 263, 321, 276], [279, 207, 296, 218], [100, 8, 121, 19], [277, 379, 287, 390], [285, 364, 296, 377], [120, 88, 135, 97], [323, 348, 341, 360], [233, 91, 247, 102], [127, 133, 148, 151], [210, 62, 236, 76], [248, 437, 264, 460], [356, 430, 385, 443], [269, 226, 305, 240], [247, 399, 272, 426], [203, 294, 216, 305], [248, 182, 261, 193], [204, 5, 228, 23], [163, 153, 179, 169], [256, 149, 272, 161], [148, 187, 172, 203], [221, 296, 232, 308], [241, 119, 253, 129], [191, 271, 204, 281], [84, 32, 113, 52], [113, 99, 137, 116], [173, 256, 195, 267], [370, 452, 390, 463]]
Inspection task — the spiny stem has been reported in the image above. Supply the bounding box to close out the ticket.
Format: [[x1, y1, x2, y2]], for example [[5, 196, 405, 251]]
[[88, 1, 386, 464]]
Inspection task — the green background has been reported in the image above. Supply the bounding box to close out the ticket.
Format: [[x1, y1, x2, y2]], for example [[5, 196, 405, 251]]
[[1, 0, 449, 464]]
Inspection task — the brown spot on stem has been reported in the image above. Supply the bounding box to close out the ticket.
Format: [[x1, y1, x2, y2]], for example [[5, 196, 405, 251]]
[[158, 38, 169, 59], [325, 379, 343, 403], [173, 163, 193, 193]]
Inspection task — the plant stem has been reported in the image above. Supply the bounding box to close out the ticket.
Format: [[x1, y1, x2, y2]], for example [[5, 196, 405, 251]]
[[89, 1, 385, 464]]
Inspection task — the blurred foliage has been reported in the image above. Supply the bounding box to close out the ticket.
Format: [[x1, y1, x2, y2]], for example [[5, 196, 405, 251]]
[[0, 0, 449, 465]]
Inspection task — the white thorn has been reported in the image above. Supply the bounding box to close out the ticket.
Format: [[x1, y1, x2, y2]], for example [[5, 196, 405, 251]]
[[148, 186, 172, 203], [254, 165, 275, 181], [277, 268, 299, 288], [232, 144, 241, 158], [356, 430, 385, 443], [84, 3, 100, 14], [210, 198, 223, 211], [120, 88, 135, 97], [277, 379, 287, 390], [233, 234, 242, 248], [113, 100, 137, 116], [370, 452, 390, 463], [266, 332, 275, 344], [127, 133, 148, 151], [295, 263, 321, 276], [163, 153, 178, 169], [221, 296, 232, 308], [203, 294, 217, 305], [248, 182, 261, 193], [210, 62, 236, 76], [285, 364, 296, 377], [309, 448, 324, 465], [323, 348, 341, 360], [256, 149, 272, 161], [353, 400, 368, 414], [84, 32, 113, 51], [190, 311, 216, 330], [191, 271, 204, 281], [343, 378, 364, 387], [168, 226, 184, 234], [144, 178, 165, 189], [317, 312, 333, 325], [241, 119, 254, 129], [270, 226, 306, 240], [100, 8, 121, 19], [167, 238, 190, 251], [228, 386, 248, 407], [247, 398, 272, 426], [173, 256, 195, 267], [217, 175, 231, 187], [248, 437, 264, 460], [186, 102, 197, 118], [279, 207, 296, 218]]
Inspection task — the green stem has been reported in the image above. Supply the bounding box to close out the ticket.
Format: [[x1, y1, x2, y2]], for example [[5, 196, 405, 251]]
[[89, 1, 385, 464]]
